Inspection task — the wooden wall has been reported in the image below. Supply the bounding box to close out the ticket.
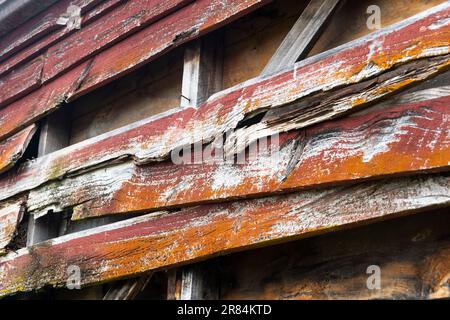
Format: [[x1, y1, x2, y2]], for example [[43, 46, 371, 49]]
[[219, 207, 450, 300], [69, 48, 184, 144], [66, 0, 446, 143]]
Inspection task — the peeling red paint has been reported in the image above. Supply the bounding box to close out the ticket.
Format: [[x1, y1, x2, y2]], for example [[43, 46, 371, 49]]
[[0, 174, 448, 296]]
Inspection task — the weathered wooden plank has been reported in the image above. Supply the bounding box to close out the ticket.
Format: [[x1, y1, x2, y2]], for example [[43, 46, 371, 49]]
[[0, 0, 124, 77], [42, 0, 193, 84], [261, 0, 340, 76], [0, 59, 93, 142], [24, 95, 450, 219], [0, 174, 448, 297], [71, 0, 272, 98], [0, 0, 103, 63], [0, 199, 25, 256], [0, 0, 268, 143], [0, 5, 448, 205], [0, 57, 44, 109], [0, 125, 37, 175], [220, 207, 450, 300]]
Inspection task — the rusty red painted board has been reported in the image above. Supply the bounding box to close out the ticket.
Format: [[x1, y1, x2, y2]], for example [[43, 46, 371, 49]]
[[0, 3, 448, 208], [41, 0, 194, 83], [0, 174, 448, 296], [0, 60, 92, 142], [0, 0, 270, 143], [0, 125, 37, 175], [23, 95, 450, 219], [0, 0, 124, 77], [0, 199, 25, 256], [0, 0, 103, 63], [0, 57, 43, 109]]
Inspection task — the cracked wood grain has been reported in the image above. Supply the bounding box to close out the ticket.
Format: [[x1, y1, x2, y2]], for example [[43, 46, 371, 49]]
[[42, 0, 194, 84], [0, 57, 43, 109], [0, 0, 124, 77], [24, 94, 450, 219], [0, 0, 269, 144], [0, 3, 448, 206], [0, 174, 448, 297], [0, 198, 25, 256], [0, 124, 36, 175], [0, 0, 104, 64], [0, 59, 93, 143]]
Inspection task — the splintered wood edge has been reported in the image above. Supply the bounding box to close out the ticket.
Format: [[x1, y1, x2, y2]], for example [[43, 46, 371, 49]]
[[0, 174, 448, 296]]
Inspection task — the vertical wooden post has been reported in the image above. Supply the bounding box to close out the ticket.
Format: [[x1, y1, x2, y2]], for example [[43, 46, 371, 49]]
[[26, 108, 70, 246], [170, 32, 224, 300]]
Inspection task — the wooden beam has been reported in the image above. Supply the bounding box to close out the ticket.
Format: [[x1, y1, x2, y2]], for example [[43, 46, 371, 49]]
[[21, 94, 450, 219], [0, 0, 270, 143], [0, 174, 448, 297], [0, 0, 102, 63], [0, 56, 43, 108], [0, 0, 124, 77], [42, 0, 194, 84], [219, 208, 450, 300], [261, 0, 340, 76], [178, 33, 224, 300], [26, 108, 71, 246], [180, 34, 223, 108], [0, 124, 36, 175], [0, 26, 448, 206]]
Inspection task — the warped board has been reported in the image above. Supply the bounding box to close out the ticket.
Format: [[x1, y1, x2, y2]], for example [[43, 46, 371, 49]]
[[0, 174, 448, 297], [41, 0, 194, 83], [0, 199, 25, 256], [220, 207, 450, 300], [0, 0, 103, 63], [0, 125, 37, 175], [24, 95, 450, 219], [0, 3, 449, 203], [0, 0, 270, 143], [0, 0, 124, 77]]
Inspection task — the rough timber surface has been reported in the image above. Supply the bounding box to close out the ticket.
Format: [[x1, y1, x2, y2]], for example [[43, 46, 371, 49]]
[[23, 94, 450, 219], [0, 174, 448, 297], [0, 3, 448, 208], [0, 125, 37, 175], [0, 199, 25, 256]]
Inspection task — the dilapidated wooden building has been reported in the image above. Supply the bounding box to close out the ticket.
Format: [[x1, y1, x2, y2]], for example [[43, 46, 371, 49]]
[[0, 0, 449, 299]]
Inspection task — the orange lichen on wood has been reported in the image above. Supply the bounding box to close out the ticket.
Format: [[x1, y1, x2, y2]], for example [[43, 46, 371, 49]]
[[22, 95, 450, 219], [0, 174, 448, 296]]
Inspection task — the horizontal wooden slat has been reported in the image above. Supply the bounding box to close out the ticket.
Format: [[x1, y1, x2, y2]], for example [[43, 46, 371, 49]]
[[41, 0, 194, 83], [0, 57, 43, 108], [0, 0, 103, 63], [0, 199, 25, 256], [73, 1, 450, 99], [0, 60, 93, 143], [0, 0, 270, 143], [0, 125, 37, 175], [0, 3, 448, 204], [0, 174, 448, 297], [0, 0, 124, 77], [25, 94, 450, 219]]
